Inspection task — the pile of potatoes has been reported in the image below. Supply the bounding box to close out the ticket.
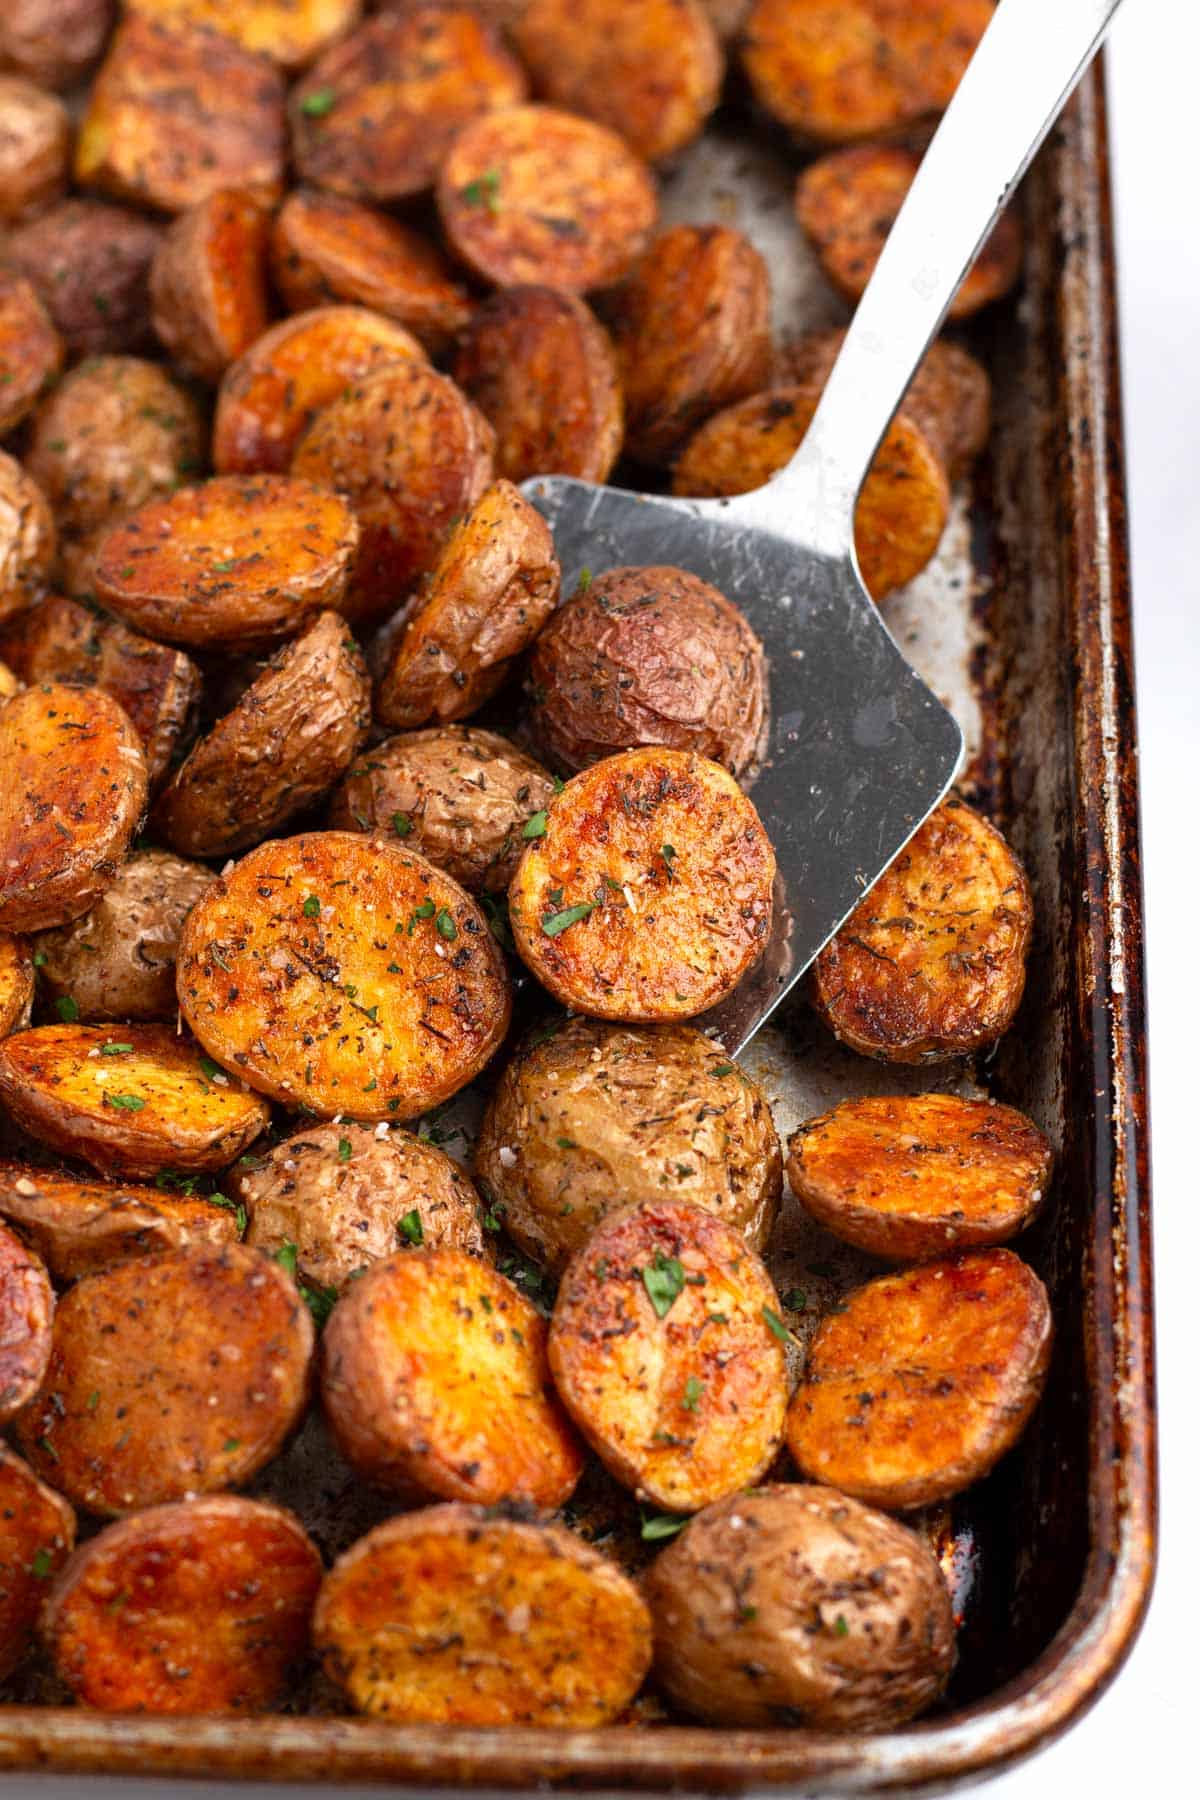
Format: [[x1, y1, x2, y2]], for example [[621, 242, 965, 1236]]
[[0, 0, 1048, 1736]]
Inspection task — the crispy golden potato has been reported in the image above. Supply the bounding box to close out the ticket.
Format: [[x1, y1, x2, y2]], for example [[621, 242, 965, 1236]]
[[0, 273, 63, 436], [150, 189, 272, 383], [42, 1495, 322, 1714], [322, 1248, 584, 1504], [509, 748, 775, 1022], [291, 361, 494, 623], [475, 1018, 781, 1274], [32, 850, 214, 1024], [528, 565, 767, 778], [128, 0, 362, 70], [0, 1444, 76, 1682], [75, 16, 287, 214], [0, 931, 34, 1038], [646, 1484, 955, 1728], [155, 612, 370, 859], [271, 189, 471, 355], [796, 144, 1022, 319], [0, 0, 113, 91], [94, 475, 360, 652], [674, 383, 950, 601], [812, 796, 1033, 1061], [374, 482, 559, 730], [741, 0, 993, 144], [786, 1248, 1053, 1509], [453, 285, 624, 485], [0, 1219, 53, 1424], [513, 0, 721, 164], [0, 684, 146, 935], [13, 1243, 314, 1514], [439, 105, 659, 292], [291, 9, 526, 203], [549, 1197, 787, 1510], [0, 451, 55, 621], [5, 199, 164, 358], [0, 77, 70, 223], [0, 1162, 240, 1282], [787, 1092, 1052, 1260], [314, 1503, 652, 1724], [177, 831, 511, 1119]]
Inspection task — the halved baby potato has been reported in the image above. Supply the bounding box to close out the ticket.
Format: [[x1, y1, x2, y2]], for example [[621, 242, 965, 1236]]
[[0, 450, 56, 621], [0, 931, 34, 1038], [0, 1161, 240, 1282], [0, 1219, 54, 1424], [150, 188, 273, 383], [0, 1444, 76, 1682], [0, 271, 63, 435], [128, 0, 362, 71], [0, 76, 71, 224]]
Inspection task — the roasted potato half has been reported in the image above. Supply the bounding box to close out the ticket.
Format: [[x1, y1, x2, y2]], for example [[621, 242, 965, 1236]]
[[0, 1219, 53, 1424], [129, 0, 362, 71], [645, 1484, 955, 1728], [150, 188, 272, 383], [527, 565, 767, 779], [13, 1243, 314, 1514], [0, 931, 34, 1038], [0, 1162, 239, 1282], [0, 1444, 76, 1682], [177, 832, 511, 1120], [330, 725, 557, 895], [811, 796, 1033, 1061], [0, 276, 61, 458], [509, 748, 775, 1022], [0, 77, 70, 225], [0, 450, 55, 621], [5, 199, 163, 358], [787, 1092, 1052, 1261], [786, 1248, 1053, 1509], [0, 0, 113, 91], [43, 1496, 322, 1714]]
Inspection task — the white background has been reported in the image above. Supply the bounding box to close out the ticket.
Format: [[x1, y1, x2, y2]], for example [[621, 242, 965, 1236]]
[[3, 1, 1196, 1795]]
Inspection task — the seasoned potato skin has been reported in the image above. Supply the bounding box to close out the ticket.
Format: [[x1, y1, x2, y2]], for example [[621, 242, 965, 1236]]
[[0, 0, 114, 91], [0, 1219, 54, 1423], [13, 1244, 314, 1515], [787, 1092, 1052, 1260], [0, 683, 146, 935], [0, 1444, 76, 1682], [129, 0, 362, 71], [177, 832, 511, 1120], [0, 78, 70, 224], [786, 1248, 1053, 1509], [0, 1162, 239, 1282], [150, 188, 272, 383], [5, 199, 164, 358], [314, 1503, 653, 1724], [0, 274, 62, 436], [528, 565, 767, 778], [509, 748, 775, 1022], [0, 451, 56, 621], [812, 796, 1033, 1061], [0, 931, 35, 1038], [43, 1496, 322, 1714], [331, 726, 556, 895], [646, 1484, 955, 1728]]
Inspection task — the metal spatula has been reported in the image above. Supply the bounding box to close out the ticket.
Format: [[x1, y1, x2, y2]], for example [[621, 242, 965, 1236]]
[[524, 0, 1123, 1055]]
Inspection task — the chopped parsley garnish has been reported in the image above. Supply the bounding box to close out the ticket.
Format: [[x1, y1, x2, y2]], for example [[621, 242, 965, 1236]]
[[460, 168, 501, 213], [100, 1042, 133, 1056], [274, 1241, 299, 1277], [522, 810, 548, 839], [104, 1092, 145, 1111], [337, 1138, 352, 1162], [398, 1209, 424, 1246], [541, 900, 597, 936], [833, 1614, 850, 1637], [301, 87, 337, 117], [302, 894, 321, 918], [762, 1306, 791, 1344], [391, 812, 413, 837], [54, 996, 79, 1022], [640, 1511, 686, 1542], [660, 843, 677, 881], [642, 1249, 686, 1319], [681, 1376, 704, 1412], [31, 1548, 54, 1579], [408, 899, 436, 934], [435, 907, 457, 941]]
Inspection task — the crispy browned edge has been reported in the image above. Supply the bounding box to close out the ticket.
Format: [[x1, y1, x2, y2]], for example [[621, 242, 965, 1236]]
[[0, 66, 1154, 1792]]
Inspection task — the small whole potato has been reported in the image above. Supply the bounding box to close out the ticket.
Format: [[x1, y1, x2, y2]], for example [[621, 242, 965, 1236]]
[[5, 199, 165, 358], [0, 77, 71, 223], [0, 0, 114, 91]]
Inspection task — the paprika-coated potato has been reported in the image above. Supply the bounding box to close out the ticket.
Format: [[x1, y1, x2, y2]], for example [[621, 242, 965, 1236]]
[[0, 451, 56, 621], [0, 1219, 54, 1424], [0, 1446, 75, 1682], [0, 931, 34, 1038], [128, 0, 362, 70], [0, 1162, 240, 1282], [0, 79, 70, 223], [5, 199, 163, 358], [0, 274, 62, 436], [150, 188, 273, 383]]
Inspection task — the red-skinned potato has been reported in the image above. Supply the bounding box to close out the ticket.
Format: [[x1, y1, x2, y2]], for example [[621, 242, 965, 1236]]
[[0, 1219, 54, 1425], [150, 188, 273, 382], [0, 1161, 240, 1282], [0, 932, 34, 1039], [0, 272, 62, 434], [0, 1445, 76, 1682], [0, 451, 56, 622], [5, 199, 164, 358]]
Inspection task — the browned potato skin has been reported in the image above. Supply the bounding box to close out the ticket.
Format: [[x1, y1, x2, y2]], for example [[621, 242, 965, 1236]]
[[0, 451, 55, 621], [0, 0, 114, 91], [13, 1244, 314, 1515], [75, 16, 287, 215], [514, 0, 722, 165], [786, 1248, 1053, 1509], [0, 1162, 239, 1282], [314, 1503, 652, 1725], [5, 200, 164, 358], [271, 189, 471, 355], [787, 1093, 1052, 1261], [0, 684, 146, 935], [155, 612, 370, 859], [374, 481, 559, 729], [0, 77, 70, 223], [645, 1484, 955, 1728], [528, 565, 767, 779], [439, 105, 659, 293], [213, 305, 425, 476], [509, 748, 775, 1022], [0, 1444, 75, 1681], [0, 1219, 53, 1423], [331, 726, 556, 895], [177, 832, 511, 1120], [0, 931, 34, 1038], [42, 1495, 322, 1714], [150, 189, 273, 383], [0, 273, 62, 436], [812, 796, 1033, 1061], [128, 0, 362, 71]]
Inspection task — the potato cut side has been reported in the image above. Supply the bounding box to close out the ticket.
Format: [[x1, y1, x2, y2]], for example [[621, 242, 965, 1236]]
[[0, 271, 63, 435], [0, 1219, 53, 1424], [314, 1504, 652, 1724], [0, 450, 56, 621], [0, 76, 70, 225], [43, 1496, 322, 1713], [0, 1445, 76, 1683], [129, 0, 362, 71], [4, 199, 164, 360], [177, 831, 510, 1120], [0, 1161, 240, 1283], [0, 931, 34, 1038], [150, 188, 272, 383]]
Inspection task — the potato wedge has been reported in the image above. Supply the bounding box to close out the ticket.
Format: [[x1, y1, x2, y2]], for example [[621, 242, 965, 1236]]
[[128, 0, 362, 71], [0, 77, 69, 224], [549, 1197, 786, 1510], [0, 931, 34, 1038], [787, 1092, 1052, 1260], [150, 189, 272, 383], [5, 199, 163, 358], [177, 831, 511, 1119], [645, 1484, 955, 1728], [331, 726, 557, 896], [0, 274, 62, 437], [0, 1023, 271, 1178], [509, 748, 775, 1022], [0, 1219, 53, 1424], [314, 1503, 652, 1724], [0, 1162, 239, 1282], [527, 564, 767, 778], [0, 684, 146, 935], [75, 15, 286, 214], [94, 475, 360, 652], [0, 1444, 75, 1682], [811, 796, 1033, 1061], [0, 451, 55, 622], [43, 1495, 321, 1713], [439, 104, 659, 292], [155, 612, 370, 859], [13, 1243, 314, 1514], [786, 1248, 1053, 1509], [291, 361, 494, 623]]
